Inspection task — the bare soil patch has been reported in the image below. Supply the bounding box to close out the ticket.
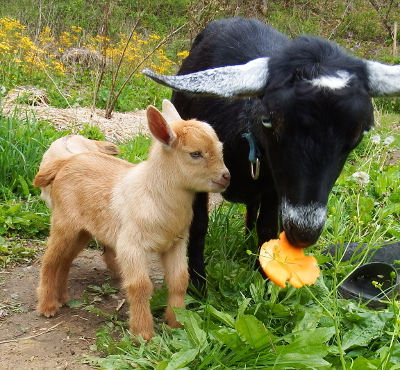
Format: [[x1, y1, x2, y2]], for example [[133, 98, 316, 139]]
[[0, 249, 164, 370], [1, 249, 117, 369]]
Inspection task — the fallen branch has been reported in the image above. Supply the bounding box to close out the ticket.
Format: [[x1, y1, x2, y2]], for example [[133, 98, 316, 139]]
[[0, 321, 64, 345]]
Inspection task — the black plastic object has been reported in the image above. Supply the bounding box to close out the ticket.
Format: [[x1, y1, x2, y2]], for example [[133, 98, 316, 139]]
[[326, 242, 400, 264], [338, 262, 399, 309], [326, 241, 400, 309]]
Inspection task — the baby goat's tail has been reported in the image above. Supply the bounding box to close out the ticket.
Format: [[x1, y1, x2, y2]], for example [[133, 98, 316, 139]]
[[94, 140, 120, 156], [33, 158, 70, 188]]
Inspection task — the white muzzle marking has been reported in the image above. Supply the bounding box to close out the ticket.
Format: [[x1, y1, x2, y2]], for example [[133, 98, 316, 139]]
[[281, 198, 327, 231]]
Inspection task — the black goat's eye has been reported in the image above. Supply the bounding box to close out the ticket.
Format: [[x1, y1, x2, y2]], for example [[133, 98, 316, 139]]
[[261, 115, 272, 128], [190, 151, 202, 159]]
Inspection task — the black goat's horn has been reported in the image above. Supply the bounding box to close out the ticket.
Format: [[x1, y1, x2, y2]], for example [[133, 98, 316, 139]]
[[143, 57, 270, 98], [365, 60, 400, 97]]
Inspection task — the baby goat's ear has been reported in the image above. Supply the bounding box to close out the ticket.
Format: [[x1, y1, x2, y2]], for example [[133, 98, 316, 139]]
[[147, 105, 176, 146], [161, 99, 182, 124]]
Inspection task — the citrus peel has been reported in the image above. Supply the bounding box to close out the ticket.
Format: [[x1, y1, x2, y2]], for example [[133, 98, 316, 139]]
[[259, 231, 320, 288]]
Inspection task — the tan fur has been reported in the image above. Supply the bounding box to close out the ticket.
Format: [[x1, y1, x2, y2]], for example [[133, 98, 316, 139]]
[[39, 135, 120, 208], [33, 100, 230, 341]]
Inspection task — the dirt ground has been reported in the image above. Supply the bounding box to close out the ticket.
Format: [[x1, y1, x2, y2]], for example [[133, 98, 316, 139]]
[[0, 249, 141, 369]]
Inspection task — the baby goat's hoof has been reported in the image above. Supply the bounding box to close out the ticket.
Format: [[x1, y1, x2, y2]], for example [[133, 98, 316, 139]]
[[165, 308, 183, 328], [131, 330, 155, 343], [140, 331, 155, 342], [37, 302, 61, 317]]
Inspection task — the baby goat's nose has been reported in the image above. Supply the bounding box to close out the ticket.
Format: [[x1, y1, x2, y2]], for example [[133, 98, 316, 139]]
[[220, 171, 231, 187]]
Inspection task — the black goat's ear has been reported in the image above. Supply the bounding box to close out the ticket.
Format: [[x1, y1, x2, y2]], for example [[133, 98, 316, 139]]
[[147, 105, 176, 146]]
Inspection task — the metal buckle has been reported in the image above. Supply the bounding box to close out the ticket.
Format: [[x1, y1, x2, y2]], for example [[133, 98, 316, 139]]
[[250, 158, 260, 180]]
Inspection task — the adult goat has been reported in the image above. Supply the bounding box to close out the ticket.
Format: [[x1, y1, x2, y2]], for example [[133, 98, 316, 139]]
[[144, 17, 400, 290]]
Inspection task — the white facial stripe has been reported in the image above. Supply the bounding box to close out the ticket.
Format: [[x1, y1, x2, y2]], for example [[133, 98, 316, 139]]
[[310, 70, 351, 90], [281, 198, 327, 231]]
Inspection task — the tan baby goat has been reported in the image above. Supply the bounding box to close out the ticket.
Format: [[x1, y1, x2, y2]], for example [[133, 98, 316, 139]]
[[33, 100, 230, 341]]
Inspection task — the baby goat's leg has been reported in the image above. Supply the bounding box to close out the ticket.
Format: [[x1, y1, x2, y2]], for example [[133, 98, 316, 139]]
[[117, 244, 154, 341], [38, 228, 91, 317], [161, 239, 189, 328], [102, 246, 120, 277]]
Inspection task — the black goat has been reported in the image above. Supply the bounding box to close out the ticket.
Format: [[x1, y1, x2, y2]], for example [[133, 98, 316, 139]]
[[144, 17, 400, 290]]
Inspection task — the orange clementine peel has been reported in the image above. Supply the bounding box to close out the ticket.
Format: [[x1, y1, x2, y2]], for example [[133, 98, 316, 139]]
[[259, 231, 320, 288]]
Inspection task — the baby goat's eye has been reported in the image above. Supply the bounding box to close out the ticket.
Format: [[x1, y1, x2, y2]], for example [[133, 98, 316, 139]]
[[261, 115, 272, 128], [190, 151, 202, 159]]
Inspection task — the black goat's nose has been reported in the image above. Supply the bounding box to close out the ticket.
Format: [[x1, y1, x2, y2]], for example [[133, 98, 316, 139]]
[[281, 199, 327, 248], [285, 225, 322, 249]]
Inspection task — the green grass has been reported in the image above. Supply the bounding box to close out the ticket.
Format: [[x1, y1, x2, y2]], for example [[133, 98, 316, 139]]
[[0, 110, 62, 196], [0, 109, 63, 243], [76, 110, 400, 369], [0, 98, 399, 368]]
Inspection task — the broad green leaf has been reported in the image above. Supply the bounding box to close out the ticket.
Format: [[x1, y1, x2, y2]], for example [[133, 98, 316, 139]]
[[270, 353, 331, 369], [212, 327, 243, 350], [293, 308, 324, 333], [379, 203, 400, 219], [342, 312, 393, 350], [350, 356, 379, 369], [172, 306, 188, 324], [249, 272, 265, 302], [358, 196, 374, 223], [183, 311, 207, 351], [18, 175, 30, 197], [6, 203, 22, 215], [236, 298, 251, 319], [374, 173, 389, 196], [206, 305, 235, 328], [165, 349, 198, 370], [156, 361, 168, 370], [388, 226, 400, 240], [294, 327, 336, 346], [379, 342, 400, 365], [309, 275, 330, 299], [66, 299, 85, 308], [235, 315, 273, 349], [87, 285, 104, 293], [276, 327, 333, 364]]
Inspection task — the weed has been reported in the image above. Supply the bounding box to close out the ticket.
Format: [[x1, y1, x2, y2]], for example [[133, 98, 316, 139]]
[[0, 235, 44, 267], [87, 281, 119, 297]]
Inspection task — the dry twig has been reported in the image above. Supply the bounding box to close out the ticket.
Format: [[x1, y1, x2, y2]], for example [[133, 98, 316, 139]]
[[0, 321, 65, 345]]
